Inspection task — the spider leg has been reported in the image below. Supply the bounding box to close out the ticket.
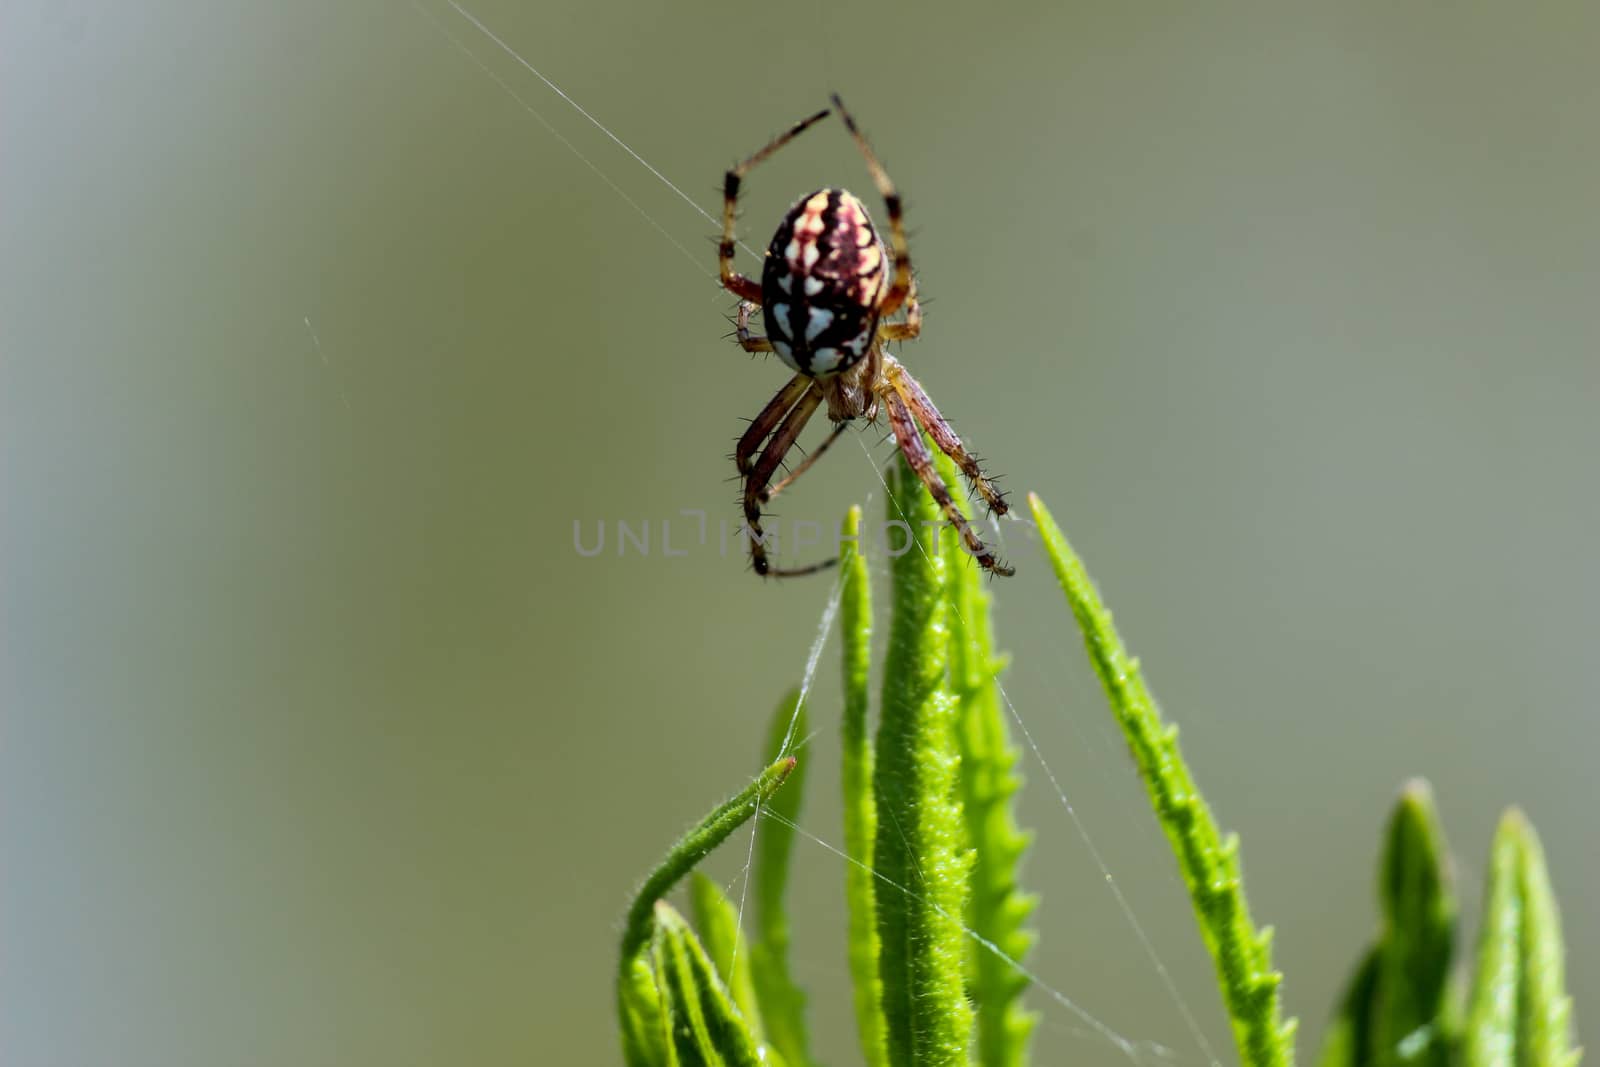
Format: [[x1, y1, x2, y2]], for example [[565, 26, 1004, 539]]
[[885, 356, 1009, 516], [735, 374, 812, 477], [877, 275, 922, 343], [761, 419, 850, 504], [831, 94, 914, 318], [882, 380, 1014, 577], [743, 384, 835, 577], [721, 106, 833, 303], [735, 300, 774, 354]]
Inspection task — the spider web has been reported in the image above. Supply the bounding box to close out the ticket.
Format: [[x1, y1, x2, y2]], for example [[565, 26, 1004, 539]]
[[410, 5, 1229, 1064]]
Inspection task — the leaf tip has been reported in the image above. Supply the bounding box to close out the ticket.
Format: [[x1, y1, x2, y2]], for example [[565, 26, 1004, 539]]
[[1497, 804, 1531, 837], [1398, 775, 1435, 803], [1026, 492, 1054, 531]]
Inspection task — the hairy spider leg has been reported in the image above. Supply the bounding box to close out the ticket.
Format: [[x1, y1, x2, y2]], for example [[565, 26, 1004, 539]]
[[735, 374, 812, 477], [877, 275, 922, 342], [882, 370, 1014, 576], [734, 300, 773, 354], [720, 107, 833, 304], [740, 384, 838, 576], [887, 357, 1009, 515], [831, 94, 914, 319], [761, 421, 851, 504]]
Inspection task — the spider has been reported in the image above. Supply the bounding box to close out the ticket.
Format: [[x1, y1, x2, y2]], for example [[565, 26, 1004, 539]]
[[721, 94, 1014, 578]]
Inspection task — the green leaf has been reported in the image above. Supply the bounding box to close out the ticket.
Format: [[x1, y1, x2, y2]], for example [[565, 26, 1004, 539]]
[[942, 455, 1037, 1067], [840, 504, 891, 1067], [650, 917, 698, 1067], [687, 873, 765, 1044], [752, 689, 813, 1067], [1318, 780, 1458, 1067], [1461, 808, 1581, 1067], [873, 452, 974, 1066], [647, 921, 685, 1067], [617, 758, 798, 1067], [621, 946, 671, 1067], [1374, 780, 1458, 1067], [1319, 948, 1379, 1067], [653, 901, 768, 1067], [1029, 493, 1296, 1067]]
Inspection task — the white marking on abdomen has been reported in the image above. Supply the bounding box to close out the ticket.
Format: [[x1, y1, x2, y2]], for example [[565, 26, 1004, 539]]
[[810, 346, 842, 373], [804, 307, 833, 343]]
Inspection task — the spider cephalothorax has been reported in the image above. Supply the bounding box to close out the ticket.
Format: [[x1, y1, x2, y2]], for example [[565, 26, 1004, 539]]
[[719, 95, 1013, 578]]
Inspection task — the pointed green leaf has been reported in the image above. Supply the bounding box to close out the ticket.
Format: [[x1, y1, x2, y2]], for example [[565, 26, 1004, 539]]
[[1462, 808, 1581, 1067], [688, 873, 765, 1043], [840, 504, 891, 1067], [621, 945, 671, 1067], [1373, 780, 1458, 1067], [874, 451, 973, 1066], [653, 901, 767, 1067], [648, 921, 686, 1067], [1464, 814, 1521, 1067], [1514, 816, 1580, 1067], [1317, 780, 1459, 1067], [942, 455, 1037, 1067], [617, 758, 798, 1067], [1318, 948, 1379, 1067], [752, 689, 813, 1066], [1030, 493, 1296, 1067]]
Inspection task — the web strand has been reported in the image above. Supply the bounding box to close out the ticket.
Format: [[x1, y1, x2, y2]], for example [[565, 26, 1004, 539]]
[[781, 567, 845, 759], [440, 0, 761, 262], [413, 1, 715, 283], [729, 564, 845, 978], [761, 808, 1189, 1067]]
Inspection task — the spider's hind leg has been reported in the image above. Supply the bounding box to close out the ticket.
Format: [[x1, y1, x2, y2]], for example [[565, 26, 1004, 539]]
[[886, 359, 1009, 516], [736, 378, 839, 578], [882, 378, 1014, 577], [761, 419, 850, 505]]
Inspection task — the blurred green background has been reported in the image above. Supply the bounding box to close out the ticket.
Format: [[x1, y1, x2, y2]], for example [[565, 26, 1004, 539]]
[[5, 2, 1595, 1064]]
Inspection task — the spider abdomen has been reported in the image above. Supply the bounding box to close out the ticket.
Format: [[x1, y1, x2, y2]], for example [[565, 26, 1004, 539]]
[[761, 188, 887, 378]]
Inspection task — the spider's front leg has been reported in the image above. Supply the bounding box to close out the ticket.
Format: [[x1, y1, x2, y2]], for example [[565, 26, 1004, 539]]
[[721, 107, 832, 303], [882, 379, 1014, 577], [832, 94, 914, 318]]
